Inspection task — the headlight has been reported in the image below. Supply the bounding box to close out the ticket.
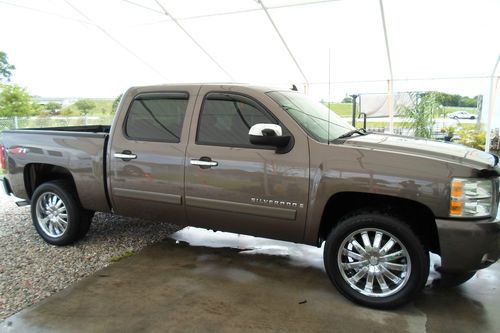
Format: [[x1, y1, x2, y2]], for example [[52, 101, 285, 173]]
[[450, 178, 493, 218]]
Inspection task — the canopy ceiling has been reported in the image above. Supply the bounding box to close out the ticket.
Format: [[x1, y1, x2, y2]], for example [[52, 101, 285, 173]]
[[1, 0, 498, 98]]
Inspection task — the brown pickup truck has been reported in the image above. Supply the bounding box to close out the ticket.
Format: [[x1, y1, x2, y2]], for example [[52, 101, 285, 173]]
[[1, 84, 499, 309]]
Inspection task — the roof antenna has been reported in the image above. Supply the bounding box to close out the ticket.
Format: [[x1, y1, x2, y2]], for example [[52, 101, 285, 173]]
[[328, 48, 331, 145], [291, 84, 298, 91]]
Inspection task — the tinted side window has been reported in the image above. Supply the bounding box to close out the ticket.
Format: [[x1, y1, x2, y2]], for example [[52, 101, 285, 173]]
[[197, 95, 277, 147], [125, 96, 188, 142]]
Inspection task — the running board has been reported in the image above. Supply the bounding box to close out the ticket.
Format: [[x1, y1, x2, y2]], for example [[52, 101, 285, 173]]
[[15, 200, 30, 207]]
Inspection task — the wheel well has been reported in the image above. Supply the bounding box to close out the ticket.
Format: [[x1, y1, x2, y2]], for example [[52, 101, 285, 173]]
[[318, 192, 440, 254], [24, 164, 77, 200]]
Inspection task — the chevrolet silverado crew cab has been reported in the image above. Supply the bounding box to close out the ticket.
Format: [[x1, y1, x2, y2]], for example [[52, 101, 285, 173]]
[[1, 84, 499, 309]]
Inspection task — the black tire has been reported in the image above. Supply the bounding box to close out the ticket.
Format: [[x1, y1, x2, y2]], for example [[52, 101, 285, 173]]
[[324, 211, 429, 309], [470, 116, 475, 120], [436, 271, 476, 288], [30, 180, 93, 245], [76, 210, 95, 241]]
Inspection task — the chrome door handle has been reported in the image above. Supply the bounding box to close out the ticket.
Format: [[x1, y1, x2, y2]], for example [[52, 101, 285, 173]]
[[190, 157, 218, 168], [190, 160, 218, 167], [114, 150, 137, 160]]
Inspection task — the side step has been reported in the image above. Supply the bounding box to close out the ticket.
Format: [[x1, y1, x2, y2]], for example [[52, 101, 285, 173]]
[[15, 200, 30, 207]]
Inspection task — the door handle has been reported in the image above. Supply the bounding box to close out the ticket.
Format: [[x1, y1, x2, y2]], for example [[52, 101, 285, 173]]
[[114, 150, 137, 161], [190, 157, 218, 169]]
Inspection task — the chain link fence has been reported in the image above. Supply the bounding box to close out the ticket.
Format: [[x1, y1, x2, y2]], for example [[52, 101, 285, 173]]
[[0, 115, 114, 131]]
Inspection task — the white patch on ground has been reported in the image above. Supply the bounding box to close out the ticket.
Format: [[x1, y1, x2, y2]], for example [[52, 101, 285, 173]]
[[427, 252, 442, 286], [172, 227, 325, 270]]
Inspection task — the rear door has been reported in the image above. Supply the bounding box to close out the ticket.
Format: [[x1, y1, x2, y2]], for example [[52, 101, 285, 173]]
[[108, 87, 198, 222], [184, 87, 310, 242]]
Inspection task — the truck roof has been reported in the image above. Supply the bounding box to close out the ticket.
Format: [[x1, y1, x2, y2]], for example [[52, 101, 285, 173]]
[[127, 83, 291, 95]]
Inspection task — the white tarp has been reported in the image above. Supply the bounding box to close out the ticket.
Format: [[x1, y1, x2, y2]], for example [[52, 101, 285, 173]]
[[359, 93, 413, 117]]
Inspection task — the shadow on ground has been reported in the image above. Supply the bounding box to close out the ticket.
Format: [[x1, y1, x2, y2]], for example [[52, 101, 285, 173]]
[[1, 227, 499, 333]]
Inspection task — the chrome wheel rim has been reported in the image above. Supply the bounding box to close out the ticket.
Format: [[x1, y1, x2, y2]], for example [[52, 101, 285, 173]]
[[337, 228, 412, 298], [35, 192, 69, 238]]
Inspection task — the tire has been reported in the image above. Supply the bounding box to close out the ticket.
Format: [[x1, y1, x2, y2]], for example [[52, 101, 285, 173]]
[[31, 180, 93, 245], [76, 210, 95, 241], [436, 271, 476, 288], [324, 211, 429, 309], [470, 116, 475, 120]]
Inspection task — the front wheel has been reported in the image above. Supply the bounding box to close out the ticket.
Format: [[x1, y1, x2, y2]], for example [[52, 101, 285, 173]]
[[324, 211, 429, 309]]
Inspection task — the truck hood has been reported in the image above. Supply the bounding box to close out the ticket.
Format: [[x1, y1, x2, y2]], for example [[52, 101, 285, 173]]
[[342, 133, 498, 168]]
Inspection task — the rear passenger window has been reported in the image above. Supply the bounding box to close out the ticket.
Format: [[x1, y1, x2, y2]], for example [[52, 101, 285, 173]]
[[125, 93, 188, 142], [197, 93, 278, 147]]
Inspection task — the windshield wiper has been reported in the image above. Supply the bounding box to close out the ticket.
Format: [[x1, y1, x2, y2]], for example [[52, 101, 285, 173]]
[[336, 128, 368, 139]]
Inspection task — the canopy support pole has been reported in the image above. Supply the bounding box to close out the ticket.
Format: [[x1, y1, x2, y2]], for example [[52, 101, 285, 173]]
[[387, 80, 394, 133], [258, 0, 309, 90], [485, 54, 500, 152], [379, 0, 394, 133], [152, 0, 234, 81]]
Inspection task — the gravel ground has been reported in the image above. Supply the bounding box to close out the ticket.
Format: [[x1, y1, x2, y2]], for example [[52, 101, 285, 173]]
[[0, 185, 181, 321]]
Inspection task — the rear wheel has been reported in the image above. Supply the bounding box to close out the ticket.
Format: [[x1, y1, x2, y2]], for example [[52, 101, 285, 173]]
[[324, 211, 429, 309], [31, 180, 93, 245]]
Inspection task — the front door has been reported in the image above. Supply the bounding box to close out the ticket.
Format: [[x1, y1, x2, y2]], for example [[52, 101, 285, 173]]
[[185, 88, 309, 242]]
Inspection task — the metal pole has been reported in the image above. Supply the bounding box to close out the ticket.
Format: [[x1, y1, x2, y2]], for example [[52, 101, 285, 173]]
[[152, 0, 234, 81], [485, 77, 499, 152], [379, 0, 394, 134], [485, 54, 500, 152], [475, 95, 482, 131], [351, 95, 358, 127], [387, 80, 394, 133], [258, 0, 309, 88]]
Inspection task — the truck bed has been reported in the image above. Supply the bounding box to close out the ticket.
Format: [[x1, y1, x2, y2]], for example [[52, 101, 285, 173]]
[[1, 126, 111, 213]]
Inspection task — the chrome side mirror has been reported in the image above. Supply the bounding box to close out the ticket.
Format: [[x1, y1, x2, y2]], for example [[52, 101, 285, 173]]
[[249, 123, 292, 152]]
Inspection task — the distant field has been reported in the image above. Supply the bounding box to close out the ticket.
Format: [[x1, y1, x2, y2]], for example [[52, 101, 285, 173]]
[[327, 103, 478, 118], [60, 99, 114, 116]]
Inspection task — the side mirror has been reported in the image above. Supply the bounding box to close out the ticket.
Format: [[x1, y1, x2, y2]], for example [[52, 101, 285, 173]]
[[249, 123, 291, 151]]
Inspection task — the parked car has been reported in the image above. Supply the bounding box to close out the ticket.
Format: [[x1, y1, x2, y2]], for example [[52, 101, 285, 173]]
[[448, 110, 476, 119], [1, 84, 499, 309]]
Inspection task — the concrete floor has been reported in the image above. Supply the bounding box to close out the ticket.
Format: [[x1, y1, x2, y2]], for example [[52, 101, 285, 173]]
[[1, 227, 499, 333]]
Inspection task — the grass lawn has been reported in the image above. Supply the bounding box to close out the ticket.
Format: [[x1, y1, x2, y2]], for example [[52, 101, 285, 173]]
[[325, 103, 353, 117]]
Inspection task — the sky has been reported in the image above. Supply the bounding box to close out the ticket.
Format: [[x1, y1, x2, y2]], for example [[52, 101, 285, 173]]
[[1, 0, 499, 125]]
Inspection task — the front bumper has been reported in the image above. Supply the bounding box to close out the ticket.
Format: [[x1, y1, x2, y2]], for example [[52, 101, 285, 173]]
[[2, 177, 13, 196], [436, 218, 500, 273]]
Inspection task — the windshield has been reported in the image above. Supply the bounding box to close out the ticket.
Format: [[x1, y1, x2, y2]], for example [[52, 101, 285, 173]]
[[267, 91, 355, 142]]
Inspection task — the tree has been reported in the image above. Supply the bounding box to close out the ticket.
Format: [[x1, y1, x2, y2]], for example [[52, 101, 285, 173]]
[[112, 93, 123, 113], [398, 92, 443, 139], [45, 102, 62, 114], [0, 84, 40, 116], [0, 51, 15, 82], [341, 95, 353, 103], [74, 99, 95, 115], [423, 91, 479, 107]]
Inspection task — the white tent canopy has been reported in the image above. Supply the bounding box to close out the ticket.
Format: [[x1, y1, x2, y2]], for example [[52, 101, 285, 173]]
[[1, 0, 499, 145]]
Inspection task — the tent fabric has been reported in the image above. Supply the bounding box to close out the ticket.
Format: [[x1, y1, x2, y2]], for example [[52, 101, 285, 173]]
[[0, 0, 499, 130]]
